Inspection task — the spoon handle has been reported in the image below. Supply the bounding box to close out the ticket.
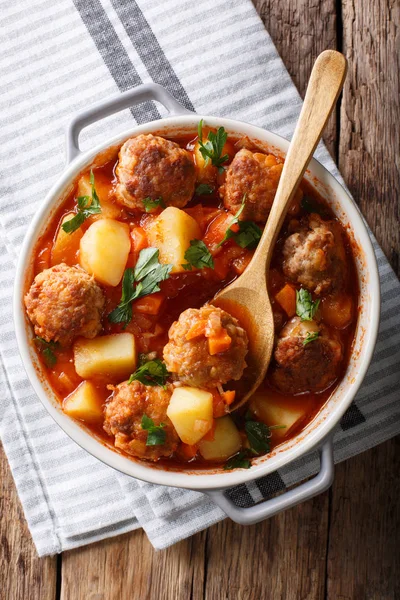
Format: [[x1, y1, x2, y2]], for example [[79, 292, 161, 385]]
[[248, 50, 347, 279]]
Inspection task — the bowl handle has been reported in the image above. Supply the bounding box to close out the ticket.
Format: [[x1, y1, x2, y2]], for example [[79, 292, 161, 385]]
[[205, 437, 334, 525], [66, 83, 194, 163]]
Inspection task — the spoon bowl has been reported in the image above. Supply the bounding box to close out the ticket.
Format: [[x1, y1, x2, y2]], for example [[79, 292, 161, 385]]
[[212, 49, 348, 410]]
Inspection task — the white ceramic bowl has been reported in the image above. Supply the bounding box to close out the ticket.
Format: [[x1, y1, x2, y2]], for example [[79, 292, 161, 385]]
[[13, 84, 380, 523]]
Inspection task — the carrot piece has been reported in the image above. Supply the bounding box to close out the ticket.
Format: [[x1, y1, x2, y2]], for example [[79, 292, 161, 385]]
[[179, 443, 198, 460], [212, 394, 227, 418], [130, 227, 148, 262], [184, 204, 205, 232], [203, 212, 239, 254], [208, 331, 232, 355], [185, 319, 207, 340], [222, 390, 236, 405], [212, 255, 231, 280], [202, 419, 216, 442], [321, 294, 353, 329], [132, 292, 165, 315], [275, 284, 296, 317], [232, 250, 253, 275]]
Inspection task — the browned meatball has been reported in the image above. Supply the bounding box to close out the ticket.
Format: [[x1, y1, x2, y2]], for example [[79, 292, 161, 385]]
[[163, 306, 248, 388], [220, 149, 283, 222], [115, 134, 196, 211], [24, 263, 104, 347], [104, 380, 179, 461], [282, 214, 347, 295], [270, 317, 343, 394]]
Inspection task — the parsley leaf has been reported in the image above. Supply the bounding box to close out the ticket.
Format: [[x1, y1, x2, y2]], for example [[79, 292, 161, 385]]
[[245, 420, 287, 455], [182, 240, 214, 270], [197, 120, 229, 173], [62, 170, 101, 234], [232, 221, 262, 249], [217, 196, 246, 248], [128, 359, 170, 388], [303, 331, 319, 345], [224, 451, 251, 470], [245, 420, 272, 455], [142, 197, 166, 212], [108, 249, 172, 324], [34, 337, 59, 367], [296, 288, 320, 321], [141, 414, 167, 446], [195, 183, 214, 195]]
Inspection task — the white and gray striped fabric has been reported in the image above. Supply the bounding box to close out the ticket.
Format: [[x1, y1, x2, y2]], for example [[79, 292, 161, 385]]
[[0, 0, 399, 556]]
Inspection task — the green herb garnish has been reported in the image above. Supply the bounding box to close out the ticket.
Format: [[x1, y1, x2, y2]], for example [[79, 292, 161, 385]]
[[224, 451, 251, 470], [108, 248, 172, 324], [34, 337, 59, 367], [245, 420, 286, 455], [142, 197, 166, 212], [232, 221, 262, 249], [182, 239, 214, 271], [62, 170, 101, 234], [129, 358, 170, 388], [197, 120, 229, 173], [296, 288, 320, 321], [217, 196, 247, 248], [303, 331, 319, 345], [195, 183, 214, 195], [141, 414, 167, 446]]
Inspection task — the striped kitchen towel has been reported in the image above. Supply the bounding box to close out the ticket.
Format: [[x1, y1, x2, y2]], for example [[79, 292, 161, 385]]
[[0, 0, 399, 556]]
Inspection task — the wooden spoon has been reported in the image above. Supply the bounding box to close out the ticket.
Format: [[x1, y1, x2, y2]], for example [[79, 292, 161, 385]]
[[212, 50, 347, 410]]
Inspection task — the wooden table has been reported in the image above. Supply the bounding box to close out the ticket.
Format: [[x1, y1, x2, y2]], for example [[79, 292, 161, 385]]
[[1, 1, 399, 598]]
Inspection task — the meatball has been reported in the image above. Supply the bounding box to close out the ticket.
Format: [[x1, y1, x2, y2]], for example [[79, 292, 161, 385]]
[[104, 380, 179, 461], [163, 306, 248, 388], [24, 263, 104, 346], [220, 149, 283, 222], [115, 134, 196, 211], [270, 316, 343, 394], [282, 214, 347, 295]]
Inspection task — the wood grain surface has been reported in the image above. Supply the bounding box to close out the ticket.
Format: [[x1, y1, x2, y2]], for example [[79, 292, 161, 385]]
[[1, 2, 399, 599]]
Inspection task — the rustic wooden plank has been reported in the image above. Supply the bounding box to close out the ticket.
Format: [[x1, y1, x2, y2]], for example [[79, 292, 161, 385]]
[[204, 493, 329, 600], [252, 0, 338, 156], [61, 528, 206, 600], [327, 438, 400, 599], [339, 0, 400, 276], [0, 443, 57, 600]]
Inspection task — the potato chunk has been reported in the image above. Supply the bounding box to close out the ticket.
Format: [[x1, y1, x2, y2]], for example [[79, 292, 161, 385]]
[[198, 416, 242, 460], [51, 213, 83, 266], [166, 386, 213, 445], [77, 172, 122, 219], [146, 207, 201, 273], [74, 333, 137, 380], [250, 392, 311, 438], [80, 218, 130, 286], [63, 381, 104, 423]]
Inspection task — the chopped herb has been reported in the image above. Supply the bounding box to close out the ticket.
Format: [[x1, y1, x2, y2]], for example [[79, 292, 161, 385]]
[[296, 288, 320, 321], [197, 119, 229, 173], [217, 196, 246, 248], [245, 420, 272, 455], [142, 197, 166, 212], [128, 359, 170, 388], [232, 220, 262, 249], [195, 183, 214, 195], [303, 331, 319, 345], [108, 248, 172, 324], [182, 239, 214, 270], [62, 170, 101, 233], [245, 420, 287, 455], [141, 414, 167, 446], [34, 337, 59, 367], [224, 451, 251, 470]]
